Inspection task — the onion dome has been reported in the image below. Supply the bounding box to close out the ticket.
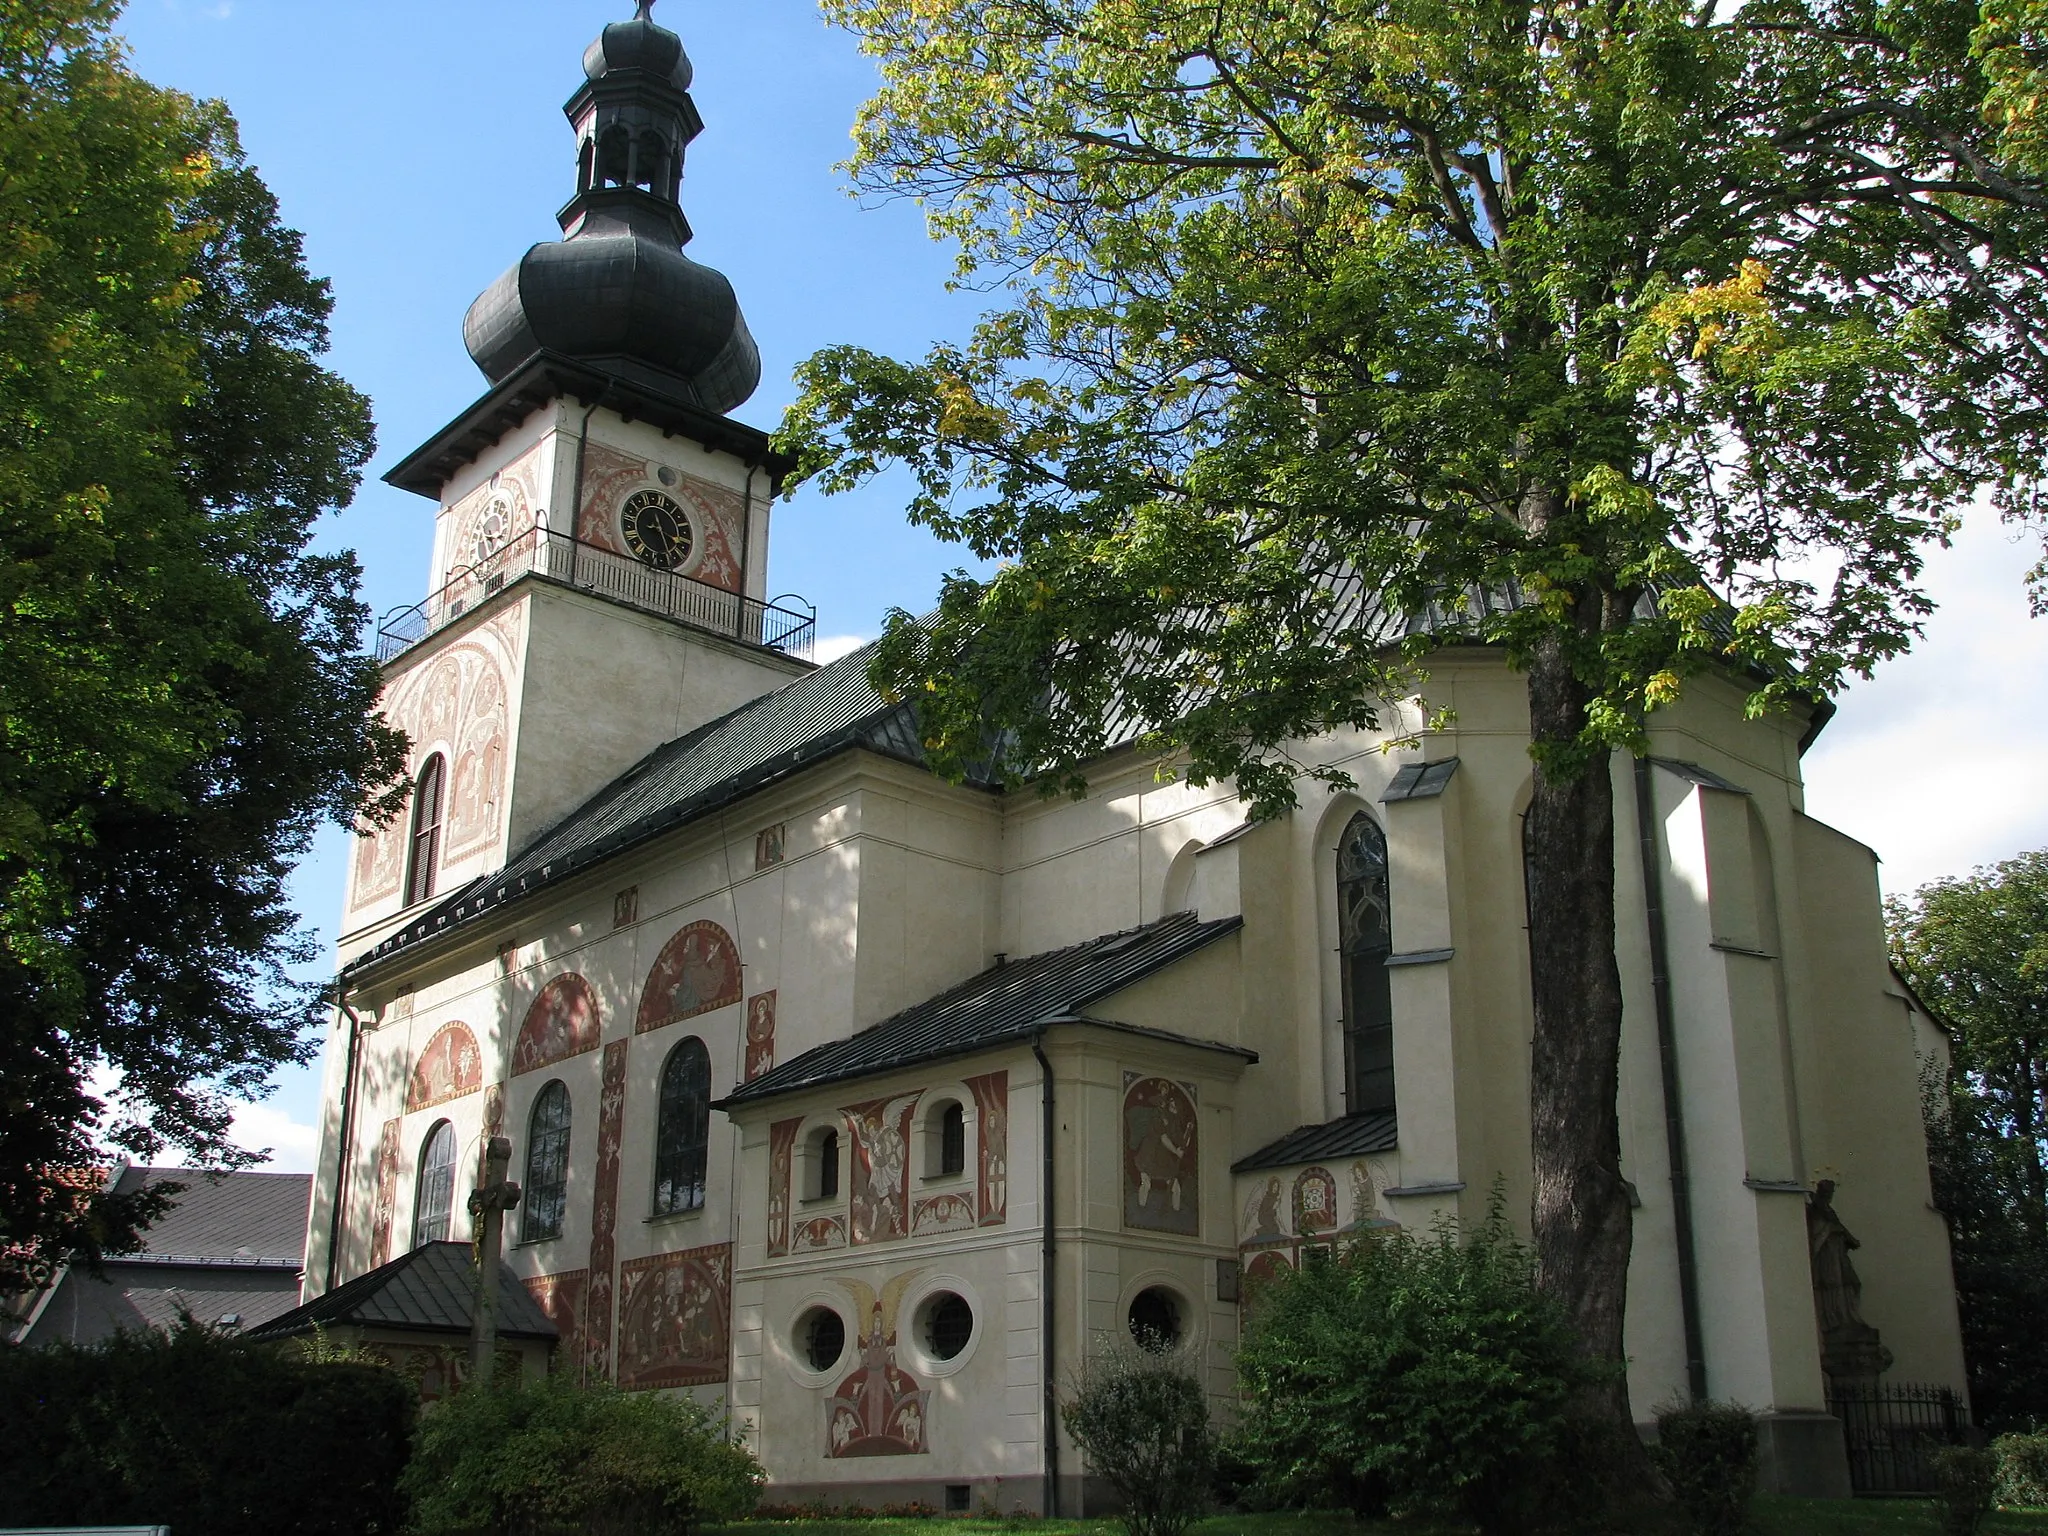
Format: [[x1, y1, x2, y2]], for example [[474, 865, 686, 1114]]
[[462, 1, 760, 416]]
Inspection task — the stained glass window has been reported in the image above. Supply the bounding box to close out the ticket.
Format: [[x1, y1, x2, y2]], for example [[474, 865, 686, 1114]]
[[523, 1081, 571, 1241], [653, 1038, 711, 1215], [1338, 811, 1396, 1115], [412, 1120, 456, 1248]]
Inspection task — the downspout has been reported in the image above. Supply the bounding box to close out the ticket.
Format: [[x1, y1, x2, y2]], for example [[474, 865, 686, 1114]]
[[324, 982, 364, 1294], [1031, 1034, 1059, 1519], [1634, 757, 1709, 1402], [568, 388, 612, 585], [736, 464, 756, 643]]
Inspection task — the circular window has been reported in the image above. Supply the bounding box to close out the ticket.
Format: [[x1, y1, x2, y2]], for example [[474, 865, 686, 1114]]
[[921, 1291, 974, 1361], [1128, 1286, 1183, 1352], [798, 1307, 845, 1372]]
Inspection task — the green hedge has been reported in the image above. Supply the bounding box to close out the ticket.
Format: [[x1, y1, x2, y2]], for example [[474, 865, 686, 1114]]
[[0, 1320, 415, 1535]]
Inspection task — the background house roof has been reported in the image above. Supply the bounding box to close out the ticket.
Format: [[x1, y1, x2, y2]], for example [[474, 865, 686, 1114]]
[[105, 1167, 310, 1268]]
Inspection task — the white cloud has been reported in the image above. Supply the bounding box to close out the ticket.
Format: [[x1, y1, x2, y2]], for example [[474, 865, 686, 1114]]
[[812, 633, 872, 665]]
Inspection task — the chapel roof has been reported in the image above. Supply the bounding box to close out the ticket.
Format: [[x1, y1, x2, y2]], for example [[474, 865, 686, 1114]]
[[1233, 1111, 1400, 1172], [245, 1241, 558, 1343], [718, 909, 1252, 1108]]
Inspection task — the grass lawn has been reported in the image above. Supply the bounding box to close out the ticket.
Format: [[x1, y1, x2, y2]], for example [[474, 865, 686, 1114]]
[[713, 1499, 2048, 1536]]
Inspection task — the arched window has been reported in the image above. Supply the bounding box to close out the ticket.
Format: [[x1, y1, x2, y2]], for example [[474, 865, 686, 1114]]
[[653, 1038, 711, 1216], [412, 1120, 456, 1248], [405, 755, 446, 907], [523, 1081, 571, 1242], [925, 1099, 966, 1179], [1337, 811, 1396, 1116], [807, 1126, 841, 1201]]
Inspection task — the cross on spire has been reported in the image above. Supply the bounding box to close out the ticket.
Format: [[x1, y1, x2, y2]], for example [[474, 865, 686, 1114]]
[[634, 0, 656, 19]]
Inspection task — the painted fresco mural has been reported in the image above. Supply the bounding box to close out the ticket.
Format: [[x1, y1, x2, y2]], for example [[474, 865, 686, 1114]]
[[1294, 1167, 1338, 1234], [1123, 1075, 1200, 1235], [766, 1117, 801, 1258], [616, 1243, 733, 1390], [844, 1093, 921, 1245], [366, 1118, 402, 1270], [911, 1194, 976, 1236], [792, 1215, 848, 1252], [475, 1083, 507, 1190], [514, 974, 603, 1076], [576, 441, 746, 593], [965, 1071, 1009, 1226], [744, 991, 777, 1082], [637, 920, 743, 1033], [407, 1023, 484, 1112], [827, 1273, 929, 1458], [440, 443, 543, 590], [523, 1270, 588, 1380], [364, 1341, 522, 1403], [585, 1039, 629, 1383], [1235, 1156, 1399, 1304]]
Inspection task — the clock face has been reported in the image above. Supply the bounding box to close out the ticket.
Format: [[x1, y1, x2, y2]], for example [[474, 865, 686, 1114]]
[[620, 489, 694, 571]]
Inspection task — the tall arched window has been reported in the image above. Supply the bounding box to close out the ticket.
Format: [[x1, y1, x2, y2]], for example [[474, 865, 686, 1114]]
[[653, 1038, 711, 1216], [412, 1120, 456, 1248], [523, 1081, 571, 1242], [1337, 811, 1396, 1116], [405, 755, 446, 907]]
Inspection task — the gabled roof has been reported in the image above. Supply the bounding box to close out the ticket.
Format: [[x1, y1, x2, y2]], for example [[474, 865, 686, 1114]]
[[107, 1168, 310, 1269], [351, 640, 998, 972], [1234, 1111, 1399, 1172], [245, 1241, 558, 1343], [719, 910, 1250, 1108]]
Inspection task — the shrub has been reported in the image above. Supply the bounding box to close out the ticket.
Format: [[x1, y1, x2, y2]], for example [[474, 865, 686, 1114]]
[[1932, 1445, 1999, 1536], [1997, 1432, 2048, 1508], [402, 1368, 763, 1536], [1232, 1207, 1587, 1534], [1650, 1400, 1756, 1536], [0, 1319, 414, 1535], [1062, 1342, 1214, 1536]]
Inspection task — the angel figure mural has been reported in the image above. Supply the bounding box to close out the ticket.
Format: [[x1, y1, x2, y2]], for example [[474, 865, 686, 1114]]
[[826, 1272, 929, 1457]]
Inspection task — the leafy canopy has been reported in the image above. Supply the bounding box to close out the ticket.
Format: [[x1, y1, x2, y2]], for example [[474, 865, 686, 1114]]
[[0, 1, 402, 1290], [784, 0, 2047, 808]]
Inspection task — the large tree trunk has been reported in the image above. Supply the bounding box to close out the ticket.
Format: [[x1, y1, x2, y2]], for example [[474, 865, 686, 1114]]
[[1523, 622, 1643, 1455]]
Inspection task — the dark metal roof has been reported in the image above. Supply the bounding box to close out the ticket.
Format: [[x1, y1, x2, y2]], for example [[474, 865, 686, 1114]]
[[1648, 757, 1750, 795], [246, 1242, 558, 1343], [108, 1168, 310, 1269], [1234, 1112, 1399, 1172], [349, 640, 982, 974], [1382, 757, 1461, 802], [719, 911, 1248, 1108]]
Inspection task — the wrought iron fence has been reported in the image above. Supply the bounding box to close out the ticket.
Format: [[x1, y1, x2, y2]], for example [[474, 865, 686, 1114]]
[[1829, 1381, 1971, 1494], [374, 527, 815, 664]]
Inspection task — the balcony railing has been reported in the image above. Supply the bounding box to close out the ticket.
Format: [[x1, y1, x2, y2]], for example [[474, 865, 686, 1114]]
[[375, 527, 816, 665]]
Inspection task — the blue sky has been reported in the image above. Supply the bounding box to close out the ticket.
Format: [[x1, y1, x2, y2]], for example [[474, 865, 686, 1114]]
[[117, 1, 2048, 1172]]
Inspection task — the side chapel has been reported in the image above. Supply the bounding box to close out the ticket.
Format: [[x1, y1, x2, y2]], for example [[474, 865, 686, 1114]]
[[297, 3, 1968, 1509]]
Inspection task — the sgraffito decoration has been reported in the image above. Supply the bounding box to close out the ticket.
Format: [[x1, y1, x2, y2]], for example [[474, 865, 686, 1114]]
[[1242, 1176, 1286, 1244], [1293, 1167, 1339, 1234], [1241, 1249, 1294, 1313], [766, 1117, 802, 1258], [514, 974, 603, 1076], [366, 1118, 403, 1270], [844, 1092, 921, 1245], [407, 1022, 483, 1112], [1123, 1075, 1200, 1235], [615, 1244, 732, 1391], [965, 1070, 1008, 1226], [827, 1272, 929, 1457], [1344, 1160, 1400, 1234], [744, 991, 776, 1083], [792, 1215, 847, 1252], [637, 920, 742, 1033], [577, 442, 746, 593], [524, 1270, 589, 1379], [911, 1194, 975, 1237], [584, 1038, 629, 1382]]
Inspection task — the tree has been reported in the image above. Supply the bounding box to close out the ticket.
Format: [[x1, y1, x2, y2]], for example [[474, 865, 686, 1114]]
[[0, 2, 402, 1293], [779, 0, 2048, 1455], [1890, 850, 2048, 1430]]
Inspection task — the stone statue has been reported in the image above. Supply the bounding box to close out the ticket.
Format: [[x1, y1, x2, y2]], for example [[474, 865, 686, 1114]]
[[1806, 1180, 1893, 1387]]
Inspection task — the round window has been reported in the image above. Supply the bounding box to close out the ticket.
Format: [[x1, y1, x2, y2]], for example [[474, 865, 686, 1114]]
[[1128, 1286, 1183, 1352], [921, 1291, 974, 1361], [799, 1307, 845, 1372]]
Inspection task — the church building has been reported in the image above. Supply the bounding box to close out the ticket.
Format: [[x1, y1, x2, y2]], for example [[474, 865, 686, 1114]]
[[301, 5, 1968, 1511]]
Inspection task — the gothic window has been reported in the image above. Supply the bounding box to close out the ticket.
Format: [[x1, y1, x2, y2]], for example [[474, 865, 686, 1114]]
[[412, 1120, 456, 1248], [652, 1037, 711, 1216], [1337, 811, 1396, 1116], [523, 1081, 571, 1242], [405, 755, 446, 907]]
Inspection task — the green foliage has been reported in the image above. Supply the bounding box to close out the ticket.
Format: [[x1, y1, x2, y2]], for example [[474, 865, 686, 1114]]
[[1062, 1344, 1215, 1536], [1891, 851, 2048, 1433], [1651, 1400, 1759, 1536], [1998, 1434, 2048, 1509], [0, 1317, 414, 1534], [1231, 1215, 1588, 1534], [1934, 1446, 2002, 1536], [0, 0, 402, 1287], [402, 1369, 765, 1536]]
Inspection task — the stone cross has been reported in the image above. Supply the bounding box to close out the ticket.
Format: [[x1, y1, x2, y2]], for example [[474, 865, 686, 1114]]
[[468, 1135, 522, 1384]]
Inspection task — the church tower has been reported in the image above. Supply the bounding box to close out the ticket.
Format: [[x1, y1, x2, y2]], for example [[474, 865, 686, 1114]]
[[343, 3, 812, 946]]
